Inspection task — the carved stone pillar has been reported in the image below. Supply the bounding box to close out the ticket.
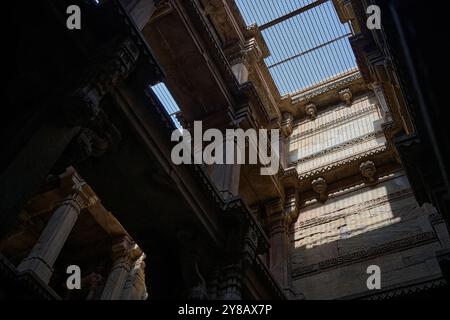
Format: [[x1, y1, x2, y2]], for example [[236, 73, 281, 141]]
[[121, 251, 148, 300], [101, 236, 135, 300], [17, 170, 96, 284], [220, 264, 242, 300], [265, 199, 291, 290]]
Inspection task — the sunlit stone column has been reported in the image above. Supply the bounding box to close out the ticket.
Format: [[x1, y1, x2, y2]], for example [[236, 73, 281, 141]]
[[17, 170, 95, 284], [121, 250, 148, 300], [101, 236, 135, 300]]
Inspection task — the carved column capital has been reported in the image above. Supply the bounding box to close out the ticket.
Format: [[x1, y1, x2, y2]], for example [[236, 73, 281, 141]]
[[111, 235, 136, 264], [59, 167, 98, 210]]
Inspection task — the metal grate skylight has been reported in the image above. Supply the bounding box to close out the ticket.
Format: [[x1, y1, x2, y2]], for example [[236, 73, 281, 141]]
[[235, 0, 358, 96], [151, 83, 182, 128]]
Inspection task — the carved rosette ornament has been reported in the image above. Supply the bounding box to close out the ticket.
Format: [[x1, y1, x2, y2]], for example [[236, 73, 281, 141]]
[[360, 160, 377, 183], [312, 177, 328, 203], [304, 103, 317, 120], [339, 88, 353, 106]]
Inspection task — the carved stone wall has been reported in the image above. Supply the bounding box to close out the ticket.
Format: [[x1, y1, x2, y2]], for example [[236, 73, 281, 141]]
[[291, 172, 448, 299], [288, 93, 385, 175]]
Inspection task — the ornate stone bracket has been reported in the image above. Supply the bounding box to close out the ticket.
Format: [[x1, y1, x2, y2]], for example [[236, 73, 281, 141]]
[[281, 112, 294, 138], [360, 160, 377, 183], [312, 177, 328, 203], [304, 103, 317, 120], [62, 38, 140, 127], [339, 88, 353, 106]]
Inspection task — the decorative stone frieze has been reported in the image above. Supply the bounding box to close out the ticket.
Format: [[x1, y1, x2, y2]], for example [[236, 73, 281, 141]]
[[292, 232, 438, 278]]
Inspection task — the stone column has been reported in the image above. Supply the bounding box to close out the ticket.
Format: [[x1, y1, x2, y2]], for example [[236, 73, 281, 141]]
[[101, 236, 135, 300], [265, 199, 291, 290], [220, 264, 242, 300], [121, 251, 148, 300], [17, 170, 94, 284]]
